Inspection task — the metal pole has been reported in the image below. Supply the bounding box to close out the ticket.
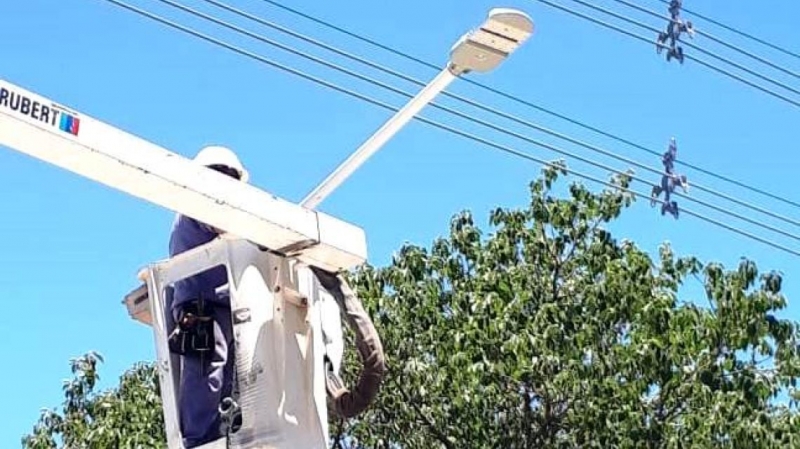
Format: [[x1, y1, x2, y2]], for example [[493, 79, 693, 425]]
[[301, 67, 458, 209]]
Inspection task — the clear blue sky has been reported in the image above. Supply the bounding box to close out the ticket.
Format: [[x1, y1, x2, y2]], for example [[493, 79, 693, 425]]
[[1, 0, 799, 444]]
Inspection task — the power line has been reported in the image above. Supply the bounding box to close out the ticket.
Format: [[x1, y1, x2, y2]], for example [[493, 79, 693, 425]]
[[610, 0, 800, 81], [561, 0, 800, 100], [255, 0, 800, 213], [530, 0, 800, 110], [195, 0, 800, 231], [97, 0, 800, 258], [656, 0, 800, 62], [143, 0, 800, 240], [695, 32, 800, 80]]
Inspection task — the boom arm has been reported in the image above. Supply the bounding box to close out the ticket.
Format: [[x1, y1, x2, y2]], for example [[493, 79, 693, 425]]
[[0, 79, 366, 272]]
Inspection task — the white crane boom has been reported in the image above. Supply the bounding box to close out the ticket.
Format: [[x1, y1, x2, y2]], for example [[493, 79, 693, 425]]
[[0, 79, 366, 272]]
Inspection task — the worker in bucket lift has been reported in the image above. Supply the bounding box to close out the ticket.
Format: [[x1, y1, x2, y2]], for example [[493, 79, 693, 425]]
[[167, 145, 248, 448], [168, 147, 387, 446]]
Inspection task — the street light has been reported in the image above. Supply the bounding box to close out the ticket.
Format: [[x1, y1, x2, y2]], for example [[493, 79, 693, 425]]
[[300, 8, 534, 210]]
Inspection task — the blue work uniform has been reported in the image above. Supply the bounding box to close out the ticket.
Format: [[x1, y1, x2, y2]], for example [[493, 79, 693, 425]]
[[169, 214, 235, 448]]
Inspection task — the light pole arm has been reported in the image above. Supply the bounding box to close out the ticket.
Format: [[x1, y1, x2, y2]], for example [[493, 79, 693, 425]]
[[300, 67, 457, 209], [300, 7, 533, 210]]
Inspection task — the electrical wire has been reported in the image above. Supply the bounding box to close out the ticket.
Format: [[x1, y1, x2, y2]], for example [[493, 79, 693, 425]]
[[656, 0, 800, 62], [147, 0, 800, 240], [194, 0, 800, 231], [97, 0, 800, 258], [610, 0, 800, 81], [530, 0, 800, 111], [560, 0, 800, 100], [256, 0, 800, 212]]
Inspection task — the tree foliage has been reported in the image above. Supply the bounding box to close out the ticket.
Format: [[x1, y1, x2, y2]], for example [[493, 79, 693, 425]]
[[335, 162, 800, 448], [25, 163, 800, 448], [22, 351, 165, 449]]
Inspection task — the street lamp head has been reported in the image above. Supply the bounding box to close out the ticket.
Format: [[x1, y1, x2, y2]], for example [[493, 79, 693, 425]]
[[448, 8, 534, 76]]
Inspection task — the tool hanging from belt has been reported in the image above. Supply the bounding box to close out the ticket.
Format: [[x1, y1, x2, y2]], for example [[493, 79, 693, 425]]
[[168, 295, 215, 356]]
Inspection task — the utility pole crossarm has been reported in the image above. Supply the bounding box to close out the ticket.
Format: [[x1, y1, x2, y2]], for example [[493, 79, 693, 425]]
[[0, 79, 366, 272]]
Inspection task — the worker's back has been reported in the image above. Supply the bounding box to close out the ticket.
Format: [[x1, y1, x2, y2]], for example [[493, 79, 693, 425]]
[[169, 214, 229, 311]]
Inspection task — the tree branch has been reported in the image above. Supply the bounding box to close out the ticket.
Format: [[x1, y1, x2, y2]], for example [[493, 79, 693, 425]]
[[393, 374, 455, 449]]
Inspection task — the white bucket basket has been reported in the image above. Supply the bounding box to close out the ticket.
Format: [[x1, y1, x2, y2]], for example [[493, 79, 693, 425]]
[[125, 235, 343, 449]]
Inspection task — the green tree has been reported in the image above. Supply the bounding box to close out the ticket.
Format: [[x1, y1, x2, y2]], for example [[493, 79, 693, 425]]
[[22, 351, 165, 449], [334, 162, 800, 448], [25, 162, 800, 448]]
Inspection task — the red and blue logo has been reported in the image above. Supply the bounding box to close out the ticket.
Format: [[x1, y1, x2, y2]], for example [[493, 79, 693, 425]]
[[1, 86, 82, 137], [58, 112, 80, 136]]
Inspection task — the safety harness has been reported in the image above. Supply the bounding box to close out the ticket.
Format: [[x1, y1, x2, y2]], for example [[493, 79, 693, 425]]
[[167, 293, 242, 445]]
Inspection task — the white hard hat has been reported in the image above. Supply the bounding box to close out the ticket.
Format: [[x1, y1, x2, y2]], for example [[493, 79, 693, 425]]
[[193, 145, 249, 183]]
